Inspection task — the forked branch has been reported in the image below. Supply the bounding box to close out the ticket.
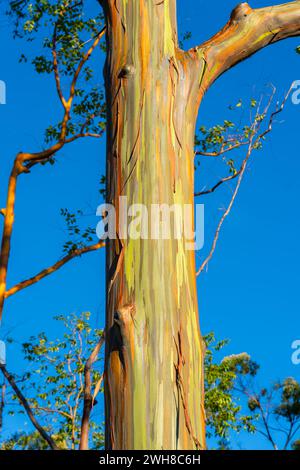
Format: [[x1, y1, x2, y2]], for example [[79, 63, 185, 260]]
[[196, 87, 291, 275], [0, 25, 106, 322], [194, 169, 243, 197]]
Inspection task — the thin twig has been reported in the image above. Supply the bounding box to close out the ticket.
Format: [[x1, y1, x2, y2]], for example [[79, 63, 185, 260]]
[[0, 381, 5, 430], [196, 143, 252, 276], [196, 87, 290, 276]]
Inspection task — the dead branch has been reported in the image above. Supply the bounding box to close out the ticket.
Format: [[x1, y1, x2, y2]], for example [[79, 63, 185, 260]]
[[0, 365, 59, 450], [194, 169, 242, 197]]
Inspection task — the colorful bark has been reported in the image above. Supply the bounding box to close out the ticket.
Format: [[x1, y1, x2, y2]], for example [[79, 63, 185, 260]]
[[103, 0, 205, 450]]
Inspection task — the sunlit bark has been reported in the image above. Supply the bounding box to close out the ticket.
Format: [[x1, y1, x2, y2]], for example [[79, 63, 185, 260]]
[[102, 0, 300, 450]]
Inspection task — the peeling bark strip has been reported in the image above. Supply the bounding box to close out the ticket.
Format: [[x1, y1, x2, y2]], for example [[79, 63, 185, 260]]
[[102, 0, 300, 450]]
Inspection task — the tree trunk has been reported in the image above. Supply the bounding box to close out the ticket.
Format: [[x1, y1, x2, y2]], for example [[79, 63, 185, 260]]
[[103, 0, 205, 450], [102, 0, 300, 451]]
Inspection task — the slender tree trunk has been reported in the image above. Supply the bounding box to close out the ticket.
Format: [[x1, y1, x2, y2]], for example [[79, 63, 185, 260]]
[[103, 0, 205, 450], [102, 0, 300, 450]]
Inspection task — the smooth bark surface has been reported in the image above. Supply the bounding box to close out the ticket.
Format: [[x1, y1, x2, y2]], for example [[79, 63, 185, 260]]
[[103, 0, 205, 450]]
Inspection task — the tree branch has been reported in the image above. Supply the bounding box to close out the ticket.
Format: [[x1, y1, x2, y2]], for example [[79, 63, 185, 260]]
[[0, 365, 59, 450], [79, 333, 105, 450], [196, 85, 291, 275], [64, 131, 104, 144], [4, 241, 105, 299], [19, 27, 106, 169], [196, 143, 251, 276], [256, 398, 278, 450], [0, 154, 26, 321], [33, 406, 72, 420], [197, 1, 300, 90]]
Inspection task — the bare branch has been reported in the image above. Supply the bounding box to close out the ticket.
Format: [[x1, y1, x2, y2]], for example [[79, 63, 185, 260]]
[[196, 143, 251, 277], [253, 85, 293, 144], [0, 382, 5, 430], [194, 169, 242, 197], [196, 87, 290, 275], [32, 406, 72, 420], [64, 131, 104, 144]]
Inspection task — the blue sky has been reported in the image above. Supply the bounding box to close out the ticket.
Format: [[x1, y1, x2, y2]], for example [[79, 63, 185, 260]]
[[0, 0, 300, 450]]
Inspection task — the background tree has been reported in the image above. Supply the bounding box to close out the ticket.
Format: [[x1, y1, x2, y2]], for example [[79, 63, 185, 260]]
[[2, 315, 299, 450], [0, 314, 257, 450], [0, 312, 105, 450], [204, 334, 257, 448], [235, 368, 300, 449]]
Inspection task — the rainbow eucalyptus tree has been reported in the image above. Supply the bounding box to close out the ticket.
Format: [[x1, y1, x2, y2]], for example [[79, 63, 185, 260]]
[[101, 0, 300, 450]]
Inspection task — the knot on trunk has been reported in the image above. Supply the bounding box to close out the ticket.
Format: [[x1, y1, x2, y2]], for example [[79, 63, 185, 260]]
[[15, 153, 31, 175], [231, 3, 252, 22], [114, 303, 135, 330], [118, 65, 135, 79]]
